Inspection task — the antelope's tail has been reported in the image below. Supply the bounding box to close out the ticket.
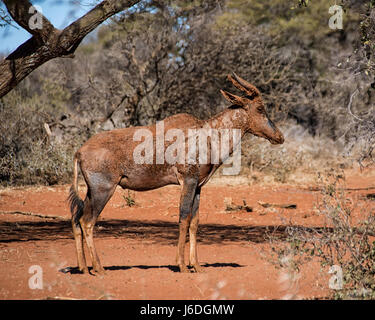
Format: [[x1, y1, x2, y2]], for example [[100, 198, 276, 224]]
[[67, 154, 84, 225]]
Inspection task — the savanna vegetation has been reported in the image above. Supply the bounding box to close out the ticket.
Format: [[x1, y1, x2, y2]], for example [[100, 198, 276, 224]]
[[1, 0, 375, 300], [0, 0, 373, 186]]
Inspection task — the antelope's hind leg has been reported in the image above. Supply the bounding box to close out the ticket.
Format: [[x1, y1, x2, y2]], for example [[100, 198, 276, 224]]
[[69, 187, 88, 274], [72, 219, 88, 274], [176, 176, 199, 273], [80, 172, 118, 275]]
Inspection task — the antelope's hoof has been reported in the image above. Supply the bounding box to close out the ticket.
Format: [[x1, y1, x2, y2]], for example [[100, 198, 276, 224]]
[[90, 267, 106, 276], [178, 264, 190, 273], [191, 264, 204, 273], [79, 267, 89, 274]]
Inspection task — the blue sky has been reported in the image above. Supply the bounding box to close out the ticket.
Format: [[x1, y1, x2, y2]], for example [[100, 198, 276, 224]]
[[0, 1, 93, 54]]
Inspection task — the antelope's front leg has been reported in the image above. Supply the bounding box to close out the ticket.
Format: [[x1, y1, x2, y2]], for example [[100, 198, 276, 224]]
[[176, 176, 198, 273], [189, 187, 203, 273]]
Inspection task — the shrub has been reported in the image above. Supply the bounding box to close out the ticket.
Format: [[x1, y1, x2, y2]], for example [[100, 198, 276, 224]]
[[268, 172, 375, 299], [0, 87, 77, 186]]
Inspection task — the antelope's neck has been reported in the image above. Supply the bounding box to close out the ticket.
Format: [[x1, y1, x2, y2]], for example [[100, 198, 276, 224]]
[[204, 108, 248, 167], [205, 108, 248, 135]]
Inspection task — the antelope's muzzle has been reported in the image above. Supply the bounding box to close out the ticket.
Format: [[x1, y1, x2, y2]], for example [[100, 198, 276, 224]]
[[267, 119, 284, 145]]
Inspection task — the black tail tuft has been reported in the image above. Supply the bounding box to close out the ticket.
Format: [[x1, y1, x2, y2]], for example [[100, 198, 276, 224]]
[[67, 186, 84, 226]]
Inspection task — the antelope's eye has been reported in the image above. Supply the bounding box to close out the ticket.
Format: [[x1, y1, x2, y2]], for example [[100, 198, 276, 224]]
[[257, 106, 264, 113]]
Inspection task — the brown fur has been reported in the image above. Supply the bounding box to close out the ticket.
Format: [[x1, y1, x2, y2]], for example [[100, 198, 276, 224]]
[[68, 73, 284, 275]]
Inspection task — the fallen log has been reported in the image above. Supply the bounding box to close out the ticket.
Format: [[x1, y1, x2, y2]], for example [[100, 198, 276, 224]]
[[257, 201, 297, 209]]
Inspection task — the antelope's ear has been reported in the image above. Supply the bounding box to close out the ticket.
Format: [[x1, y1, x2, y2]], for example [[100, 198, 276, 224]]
[[220, 90, 245, 107]]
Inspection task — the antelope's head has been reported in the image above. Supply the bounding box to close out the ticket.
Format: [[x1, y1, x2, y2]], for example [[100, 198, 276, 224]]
[[220, 73, 284, 145]]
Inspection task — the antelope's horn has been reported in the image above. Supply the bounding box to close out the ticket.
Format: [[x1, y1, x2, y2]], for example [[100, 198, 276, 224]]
[[228, 72, 260, 98]]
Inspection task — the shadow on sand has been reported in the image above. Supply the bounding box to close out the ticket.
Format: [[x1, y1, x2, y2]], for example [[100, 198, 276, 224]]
[[0, 218, 292, 244], [59, 262, 244, 274]]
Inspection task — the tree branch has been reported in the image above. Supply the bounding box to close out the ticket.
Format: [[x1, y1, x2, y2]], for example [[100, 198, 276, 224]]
[[0, 0, 141, 98], [347, 89, 362, 121], [3, 0, 56, 43]]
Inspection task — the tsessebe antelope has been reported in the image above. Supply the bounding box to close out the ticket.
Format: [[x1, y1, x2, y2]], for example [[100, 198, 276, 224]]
[[68, 73, 284, 274]]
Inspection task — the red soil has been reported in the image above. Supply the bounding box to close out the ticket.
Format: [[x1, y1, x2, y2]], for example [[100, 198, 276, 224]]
[[0, 169, 374, 300]]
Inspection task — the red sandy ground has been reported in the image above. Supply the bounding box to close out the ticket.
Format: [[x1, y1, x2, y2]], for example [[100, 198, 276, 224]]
[[0, 169, 374, 300]]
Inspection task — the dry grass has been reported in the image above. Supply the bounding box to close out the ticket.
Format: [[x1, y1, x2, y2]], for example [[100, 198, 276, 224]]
[[237, 120, 352, 186], [267, 172, 375, 299]]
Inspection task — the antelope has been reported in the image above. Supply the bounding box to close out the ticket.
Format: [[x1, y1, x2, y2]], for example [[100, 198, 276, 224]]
[[68, 73, 284, 275]]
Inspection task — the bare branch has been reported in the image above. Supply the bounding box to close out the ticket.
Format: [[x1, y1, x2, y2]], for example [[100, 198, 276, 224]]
[[59, 0, 140, 54], [347, 89, 363, 121]]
